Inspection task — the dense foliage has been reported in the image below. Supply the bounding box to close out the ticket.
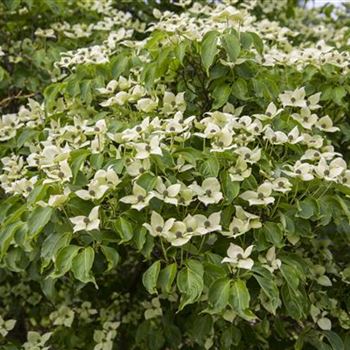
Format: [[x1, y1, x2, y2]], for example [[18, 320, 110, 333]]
[[1, 0, 350, 349]]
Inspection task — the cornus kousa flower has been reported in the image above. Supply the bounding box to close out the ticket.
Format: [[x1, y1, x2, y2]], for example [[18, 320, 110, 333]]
[[222, 243, 254, 270], [143, 211, 175, 237], [192, 212, 222, 235], [253, 102, 283, 121], [315, 116, 339, 133], [43, 160, 73, 184], [126, 159, 151, 177], [279, 87, 307, 108], [162, 91, 186, 114], [94, 168, 121, 188], [286, 126, 304, 144], [75, 181, 109, 201], [136, 97, 158, 113], [235, 206, 262, 229], [259, 247, 281, 273], [96, 80, 118, 94], [306, 92, 322, 110], [178, 185, 195, 206], [152, 177, 181, 205], [240, 182, 275, 206], [234, 146, 261, 164], [291, 107, 318, 129], [283, 161, 314, 181], [210, 128, 235, 152], [315, 157, 346, 181], [120, 183, 154, 211], [70, 206, 100, 233], [165, 221, 193, 246], [133, 135, 163, 159], [264, 127, 288, 145], [228, 157, 251, 182], [271, 177, 292, 193], [189, 177, 223, 206]]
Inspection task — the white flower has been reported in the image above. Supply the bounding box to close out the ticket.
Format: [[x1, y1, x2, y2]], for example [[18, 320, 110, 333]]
[[287, 126, 304, 144], [235, 206, 262, 229], [291, 107, 318, 129], [315, 157, 346, 181], [96, 80, 118, 94], [222, 243, 254, 270], [307, 92, 322, 110], [259, 247, 281, 273], [48, 189, 71, 208], [271, 177, 292, 193], [253, 102, 283, 121], [234, 147, 261, 164], [136, 98, 158, 113], [229, 157, 251, 182], [75, 181, 109, 201], [193, 212, 222, 235], [43, 160, 73, 184], [70, 206, 100, 232], [143, 211, 175, 237], [152, 177, 181, 205], [133, 135, 163, 159], [315, 116, 339, 133], [120, 183, 154, 211], [264, 127, 288, 145], [189, 177, 223, 206], [162, 91, 186, 114], [165, 221, 193, 246], [283, 161, 314, 181], [240, 182, 275, 206], [279, 87, 307, 108], [126, 159, 151, 177], [94, 168, 121, 188], [210, 128, 235, 152]]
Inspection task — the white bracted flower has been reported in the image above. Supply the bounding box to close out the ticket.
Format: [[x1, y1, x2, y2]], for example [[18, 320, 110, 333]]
[[271, 177, 292, 193], [192, 212, 222, 235], [259, 247, 281, 273], [287, 126, 304, 144], [291, 107, 318, 129], [234, 146, 261, 164], [96, 80, 118, 94], [43, 160, 73, 184], [133, 135, 163, 159], [136, 98, 158, 113], [315, 116, 339, 133], [279, 87, 307, 108], [70, 206, 100, 232], [222, 243, 254, 270], [75, 181, 109, 201], [152, 177, 181, 205], [94, 167, 121, 188], [283, 160, 314, 181], [189, 177, 223, 206], [315, 157, 346, 181], [210, 128, 235, 152], [229, 157, 251, 182], [240, 182, 275, 206], [143, 211, 175, 237], [120, 183, 154, 211], [164, 221, 193, 246], [126, 159, 151, 177], [264, 127, 288, 145], [253, 102, 283, 121]]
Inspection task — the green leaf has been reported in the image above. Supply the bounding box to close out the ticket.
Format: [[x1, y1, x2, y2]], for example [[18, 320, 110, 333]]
[[280, 264, 300, 290], [201, 31, 219, 74], [222, 33, 241, 62], [208, 277, 230, 312], [51, 245, 81, 278], [27, 207, 54, 239], [296, 198, 318, 219], [323, 330, 344, 350], [221, 171, 240, 203], [158, 263, 177, 294], [114, 217, 133, 242], [230, 279, 250, 312], [0, 222, 24, 258], [281, 284, 308, 320], [70, 149, 90, 181], [332, 86, 346, 105], [142, 260, 161, 294], [100, 245, 120, 272], [199, 157, 220, 177], [136, 173, 157, 191], [212, 83, 231, 109], [263, 222, 284, 247], [253, 266, 280, 314], [248, 32, 264, 54], [177, 259, 204, 311], [231, 78, 248, 100], [41, 232, 72, 269], [72, 247, 96, 286]]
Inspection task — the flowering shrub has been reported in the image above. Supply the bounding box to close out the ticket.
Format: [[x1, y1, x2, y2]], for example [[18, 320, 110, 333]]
[[1, 0, 350, 349]]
